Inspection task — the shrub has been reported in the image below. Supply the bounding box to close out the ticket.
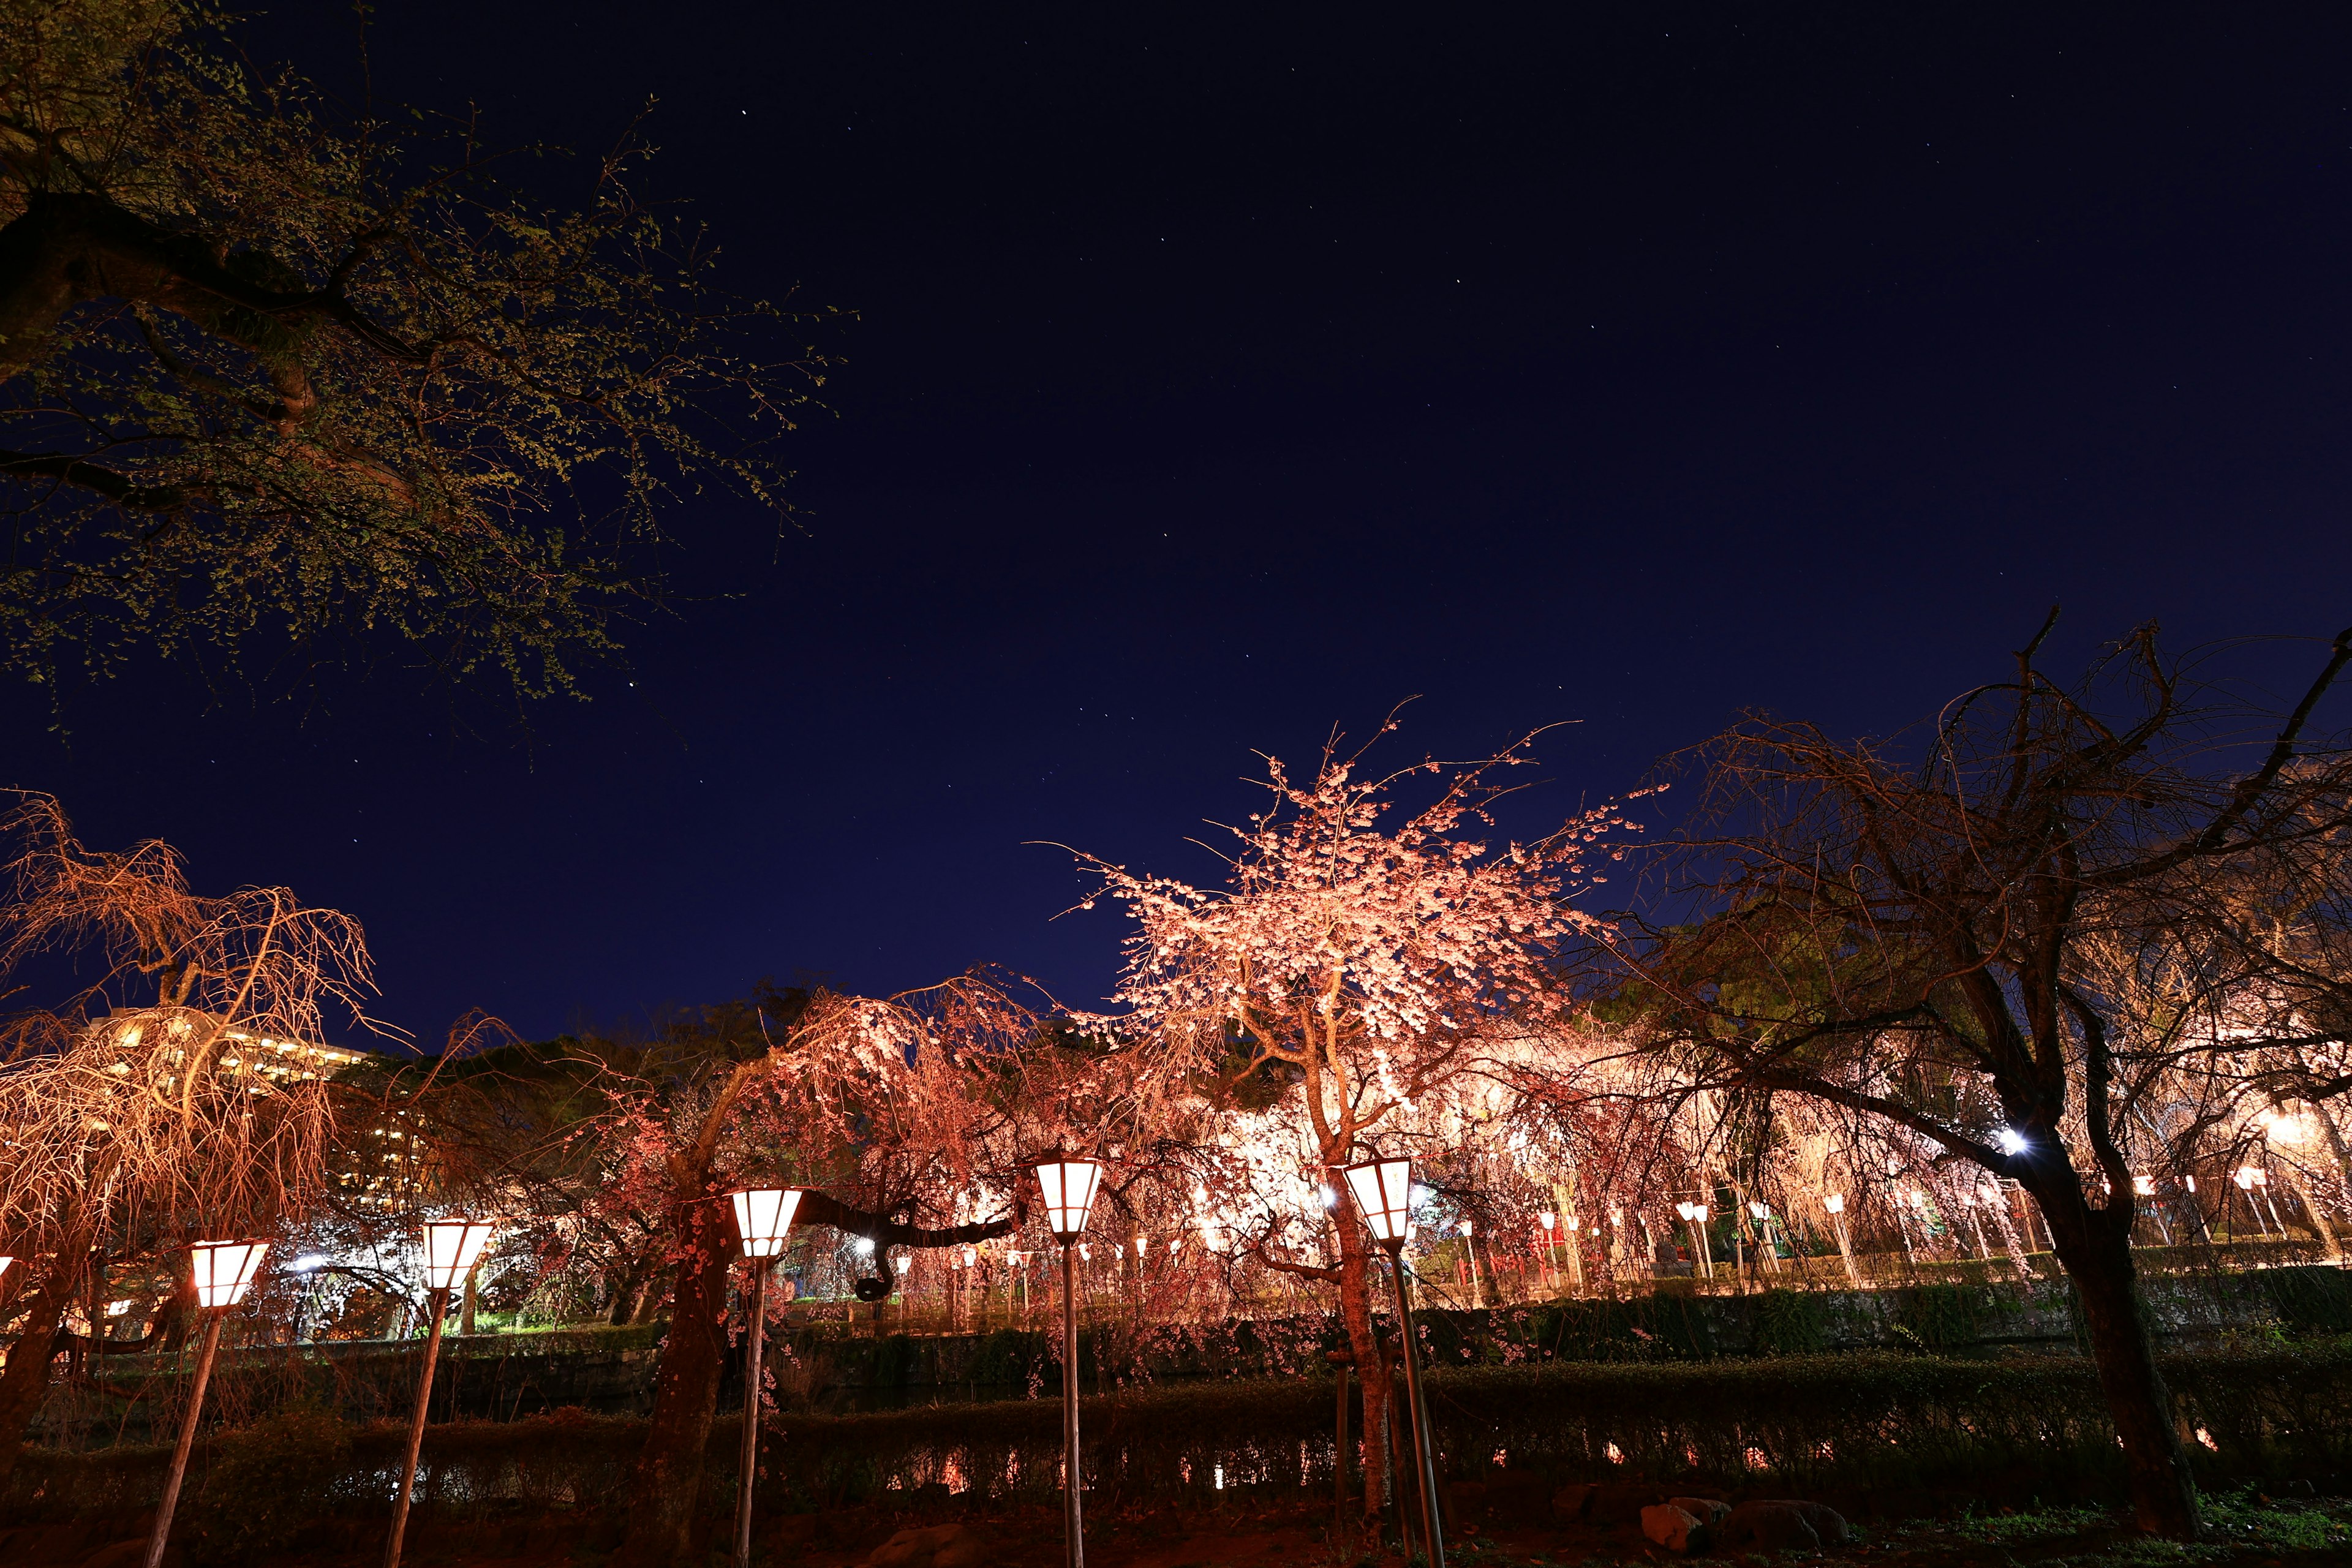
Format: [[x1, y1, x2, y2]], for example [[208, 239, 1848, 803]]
[[184, 1408, 352, 1563]]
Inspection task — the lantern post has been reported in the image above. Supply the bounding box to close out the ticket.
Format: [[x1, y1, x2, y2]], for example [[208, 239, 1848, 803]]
[[144, 1240, 270, 1568], [1343, 1156, 1446, 1568], [1033, 1156, 1103, 1568], [728, 1187, 804, 1568], [383, 1218, 500, 1568]]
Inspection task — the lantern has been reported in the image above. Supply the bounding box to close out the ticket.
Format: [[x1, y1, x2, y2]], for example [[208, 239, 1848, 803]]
[[1823, 1193, 1845, 1215], [1566, 1216, 1580, 1234], [1537, 1210, 1555, 1233], [730, 1188, 804, 1259], [1458, 1218, 1474, 1238], [1749, 1201, 1770, 1220], [1342, 1157, 1415, 1247], [2234, 1167, 2258, 1191], [2132, 1175, 2156, 1197], [420, 1218, 500, 1293], [190, 1240, 270, 1310], [1033, 1156, 1103, 1242]]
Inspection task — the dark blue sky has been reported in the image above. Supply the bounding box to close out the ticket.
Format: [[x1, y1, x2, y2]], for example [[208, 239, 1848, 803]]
[[5, 4, 2347, 1047]]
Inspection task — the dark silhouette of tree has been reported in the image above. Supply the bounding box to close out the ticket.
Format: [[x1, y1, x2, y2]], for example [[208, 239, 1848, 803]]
[[0, 0, 830, 699], [1608, 617, 2352, 1539]]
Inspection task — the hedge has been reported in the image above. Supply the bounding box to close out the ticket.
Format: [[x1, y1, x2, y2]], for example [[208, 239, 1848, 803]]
[[10, 1337, 2352, 1536]]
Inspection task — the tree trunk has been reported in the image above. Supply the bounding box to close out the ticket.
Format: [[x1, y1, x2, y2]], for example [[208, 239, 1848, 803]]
[[2040, 1191, 2199, 1538], [0, 1254, 78, 1486], [1332, 1193, 1392, 1525], [617, 1196, 734, 1568]]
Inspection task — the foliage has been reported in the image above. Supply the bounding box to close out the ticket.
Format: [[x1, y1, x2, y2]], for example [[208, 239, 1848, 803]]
[[0, 0, 831, 697], [15, 1340, 2352, 1529], [183, 1406, 351, 1564]]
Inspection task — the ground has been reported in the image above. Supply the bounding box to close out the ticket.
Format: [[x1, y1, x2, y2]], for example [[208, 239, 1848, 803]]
[[9, 1491, 2350, 1568]]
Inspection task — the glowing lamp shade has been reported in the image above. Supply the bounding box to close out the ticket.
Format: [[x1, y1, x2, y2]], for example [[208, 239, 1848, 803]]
[[2234, 1167, 2258, 1191], [1343, 1157, 1415, 1246], [1537, 1210, 1556, 1232], [420, 1218, 500, 1293], [2132, 1175, 2156, 1197], [729, 1187, 804, 1259], [1823, 1193, 1846, 1215], [1033, 1157, 1103, 1242], [190, 1239, 270, 1310]]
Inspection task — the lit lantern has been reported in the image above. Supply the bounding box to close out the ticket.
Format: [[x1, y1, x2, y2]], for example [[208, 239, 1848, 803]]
[[1458, 1219, 1474, 1238], [2234, 1167, 2258, 1191], [1566, 1216, 1580, 1234], [1823, 1193, 1845, 1215], [729, 1188, 804, 1259], [1134, 1237, 1149, 1257], [1749, 1201, 1770, 1220], [190, 1240, 271, 1309], [1537, 1211, 1556, 1233], [1341, 1157, 1415, 1248], [2132, 1175, 2156, 1197], [1032, 1157, 1103, 1242], [962, 1245, 978, 1268], [420, 1218, 500, 1294]]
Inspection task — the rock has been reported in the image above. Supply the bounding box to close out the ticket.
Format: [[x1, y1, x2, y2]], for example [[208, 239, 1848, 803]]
[[1723, 1499, 1849, 1550], [1551, 1481, 1597, 1521], [1588, 1482, 1665, 1523], [1722, 1501, 1820, 1552], [866, 1521, 990, 1568], [1792, 1499, 1850, 1545], [1668, 1496, 1732, 1527], [1640, 1502, 1710, 1553]]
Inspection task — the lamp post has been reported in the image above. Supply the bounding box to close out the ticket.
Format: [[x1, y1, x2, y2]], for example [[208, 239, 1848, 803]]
[[1536, 1212, 1556, 1289], [1823, 1193, 1861, 1287], [145, 1240, 270, 1568], [384, 1218, 500, 1568], [1034, 1156, 1103, 1568], [729, 1187, 804, 1568], [1343, 1157, 1446, 1568]]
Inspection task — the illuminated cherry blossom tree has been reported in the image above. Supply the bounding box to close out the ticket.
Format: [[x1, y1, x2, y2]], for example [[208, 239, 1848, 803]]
[[1065, 717, 1638, 1523]]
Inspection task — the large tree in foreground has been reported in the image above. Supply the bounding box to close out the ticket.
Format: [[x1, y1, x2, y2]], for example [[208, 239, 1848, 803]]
[[1066, 719, 1631, 1527], [0, 0, 827, 697], [1612, 618, 2352, 1540]]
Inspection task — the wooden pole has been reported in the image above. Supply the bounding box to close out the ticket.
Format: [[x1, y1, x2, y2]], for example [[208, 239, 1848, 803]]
[[734, 1262, 769, 1568], [142, 1311, 224, 1568], [1061, 1242, 1085, 1568], [382, 1287, 450, 1568], [1385, 1249, 1446, 1568]]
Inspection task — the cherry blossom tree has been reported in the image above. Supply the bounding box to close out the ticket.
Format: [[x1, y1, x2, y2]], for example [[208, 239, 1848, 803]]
[[0, 793, 375, 1481], [1063, 718, 1637, 1524]]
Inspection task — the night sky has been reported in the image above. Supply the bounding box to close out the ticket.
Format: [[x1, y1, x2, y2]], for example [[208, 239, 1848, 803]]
[[5, 6, 2348, 1048]]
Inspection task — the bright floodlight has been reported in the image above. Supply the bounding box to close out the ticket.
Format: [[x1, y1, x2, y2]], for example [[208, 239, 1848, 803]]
[[1995, 1126, 2029, 1155], [420, 1217, 500, 1293], [1342, 1157, 1415, 1247], [190, 1239, 270, 1309], [1033, 1156, 1104, 1242], [1823, 1193, 1845, 1215], [729, 1187, 804, 1259]]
